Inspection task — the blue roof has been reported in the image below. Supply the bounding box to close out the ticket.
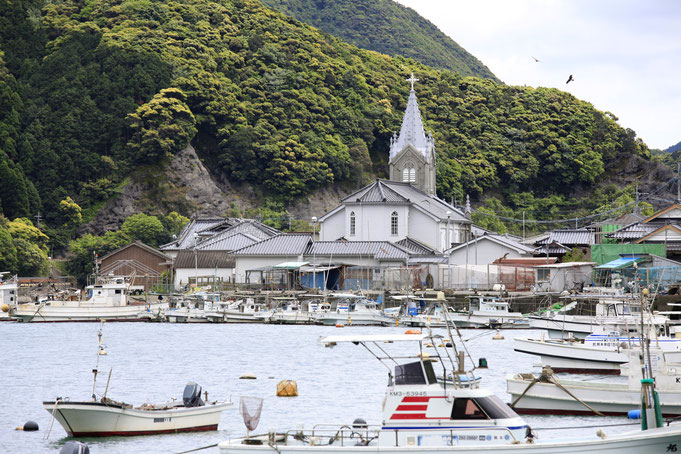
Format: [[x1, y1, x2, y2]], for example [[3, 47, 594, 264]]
[[595, 256, 646, 269]]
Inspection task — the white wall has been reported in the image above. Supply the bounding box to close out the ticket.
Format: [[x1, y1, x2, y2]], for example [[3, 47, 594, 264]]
[[449, 240, 526, 266], [319, 208, 345, 241], [348, 204, 410, 243], [409, 209, 439, 251]]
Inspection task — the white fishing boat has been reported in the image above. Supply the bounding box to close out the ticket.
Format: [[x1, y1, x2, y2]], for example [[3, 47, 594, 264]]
[[399, 299, 456, 328], [527, 292, 668, 339], [506, 348, 681, 416], [11, 275, 167, 322], [218, 332, 681, 454], [447, 295, 528, 329], [43, 323, 232, 437], [220, 298, 270, 323], [316, 294, 392, 326], [267, 298, 314, 324], [514, 329, 681, 374], [0, 272, 18, 321]]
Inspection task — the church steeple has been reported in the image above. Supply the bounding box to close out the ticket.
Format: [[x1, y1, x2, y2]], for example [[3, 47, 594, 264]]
[[388, 73, 436, 195]]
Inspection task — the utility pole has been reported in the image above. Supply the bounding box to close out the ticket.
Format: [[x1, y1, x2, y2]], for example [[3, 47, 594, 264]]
[[677, 162, 680, 203], [34, 212, 42, 229]]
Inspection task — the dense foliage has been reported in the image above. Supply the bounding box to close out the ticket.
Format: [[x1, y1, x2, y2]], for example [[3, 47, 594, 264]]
[[259, 0, 499, 80], [0, 0, 664, 276]]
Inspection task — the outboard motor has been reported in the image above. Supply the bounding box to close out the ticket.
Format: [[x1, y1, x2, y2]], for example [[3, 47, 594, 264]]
[[183, 382, 205, 407], [60, 441, 89, 454]]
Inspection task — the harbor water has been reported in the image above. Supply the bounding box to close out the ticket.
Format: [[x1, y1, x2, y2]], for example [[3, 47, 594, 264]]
[[0, 324, 640, 453]]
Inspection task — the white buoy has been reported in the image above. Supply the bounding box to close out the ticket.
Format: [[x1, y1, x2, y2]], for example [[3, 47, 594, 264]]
[[239, 373, 257, 380], [493, 330, 504, 340]]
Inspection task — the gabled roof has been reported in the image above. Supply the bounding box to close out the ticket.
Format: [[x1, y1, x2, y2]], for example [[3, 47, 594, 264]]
[[174, 250, 235, 268], [643, 203, 681, 223], [536, 229, 594, 246], [99, 241, 171, 263], [446, 233, 534, 256], [305, 241, 410, 260], [197, 232, 260, 251], [634, 224, 681, 244], [395, 237, 436, 255], [231, 234, 312, 256], [161, 218, 280, 251], [160, 218, 226, 251], [325, 179, 468, 223], [606, 221, 658, 240]]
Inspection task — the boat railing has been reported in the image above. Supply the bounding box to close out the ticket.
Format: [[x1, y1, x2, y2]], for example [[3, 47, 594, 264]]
[[275, 424, 523, 446]]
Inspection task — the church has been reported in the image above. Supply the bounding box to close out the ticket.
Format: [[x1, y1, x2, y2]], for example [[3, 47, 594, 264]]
[[318, 74, 471, 253]]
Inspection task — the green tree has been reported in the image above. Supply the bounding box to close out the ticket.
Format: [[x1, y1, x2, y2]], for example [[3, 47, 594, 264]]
[[13, 237, 48, 276], [120, 213, 165, 247], [0, 224, 17, 272], [127, 88, 197, 164]]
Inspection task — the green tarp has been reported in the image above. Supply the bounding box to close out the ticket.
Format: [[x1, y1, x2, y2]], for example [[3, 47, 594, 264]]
[[590, 244, 666, 265]]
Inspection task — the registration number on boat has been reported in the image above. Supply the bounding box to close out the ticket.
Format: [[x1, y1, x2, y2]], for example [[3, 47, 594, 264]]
[[390, 391, 426, 397], [154, 417, 172, 423]]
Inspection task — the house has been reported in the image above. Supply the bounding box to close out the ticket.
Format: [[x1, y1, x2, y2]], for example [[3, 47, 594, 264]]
[[533, 262, 596, 293], [98, 241, 172, 292], [317, 75, 470, 252], [534, 229, 595, 259], [160, 217, 280, 259], [447, 233, 534, 266], [605, 203, 681, 261]]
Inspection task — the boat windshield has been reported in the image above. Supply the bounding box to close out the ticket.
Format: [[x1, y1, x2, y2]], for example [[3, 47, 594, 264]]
[[394, 361, 437, 385], [451, 396, 518, 420]]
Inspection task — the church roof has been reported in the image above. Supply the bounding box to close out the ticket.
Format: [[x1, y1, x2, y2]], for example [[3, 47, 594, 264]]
[[337, 180, 468, 223]]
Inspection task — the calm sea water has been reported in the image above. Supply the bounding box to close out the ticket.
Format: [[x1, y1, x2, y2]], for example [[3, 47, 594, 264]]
[[0, 324, 639, 453]]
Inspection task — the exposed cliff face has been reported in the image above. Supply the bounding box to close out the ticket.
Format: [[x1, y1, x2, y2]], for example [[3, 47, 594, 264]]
[[81, 144, 255, 234]]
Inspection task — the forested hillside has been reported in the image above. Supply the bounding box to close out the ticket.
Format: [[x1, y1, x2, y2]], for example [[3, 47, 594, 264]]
[[259, 0, 499, 81], [0, 0, 669, 276]]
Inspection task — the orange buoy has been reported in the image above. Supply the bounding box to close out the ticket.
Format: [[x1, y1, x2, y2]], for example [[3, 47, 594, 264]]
[[276, 380, 299, 397], [336, 324, 344, 328], [404, 329, 421, 335]]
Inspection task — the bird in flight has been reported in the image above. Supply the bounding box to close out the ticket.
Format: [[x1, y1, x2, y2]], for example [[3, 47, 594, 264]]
[[532, 56, 540, 62], [566, 74, 574, 84]]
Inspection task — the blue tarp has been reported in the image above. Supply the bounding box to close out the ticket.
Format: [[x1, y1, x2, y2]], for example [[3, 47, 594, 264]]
[[595, 256, 646, 269]]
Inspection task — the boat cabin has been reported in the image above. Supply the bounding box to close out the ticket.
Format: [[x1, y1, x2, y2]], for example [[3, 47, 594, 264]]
[[467, 296, 509, 313], [86, 277, 129, 306]]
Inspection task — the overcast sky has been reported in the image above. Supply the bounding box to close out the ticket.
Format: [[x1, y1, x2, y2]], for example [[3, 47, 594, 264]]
[[395, 0, 681, 150]]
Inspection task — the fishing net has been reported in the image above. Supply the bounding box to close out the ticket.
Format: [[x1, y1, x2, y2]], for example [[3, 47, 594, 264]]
[[240, 396, 264, 431]]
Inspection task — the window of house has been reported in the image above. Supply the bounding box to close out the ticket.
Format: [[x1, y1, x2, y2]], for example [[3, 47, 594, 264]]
[[391, 211, 398, 235], [350, 211, 356, 236]]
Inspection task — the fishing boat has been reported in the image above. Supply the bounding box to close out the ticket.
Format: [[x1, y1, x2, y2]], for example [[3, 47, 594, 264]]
[[514, 329, 681, 374], [447, 295, 528, 328], [527, 292, 668, 339], [11, 274, 167, 322], [0, 272, 18, 321], [506, 348, 681, 416], [398, 299, 456, 328], [267, 297, 314, 324], [315, 294, 392, 326], [220, 298, 270, 323], [218, 331, 681, 454], [43, 323, 232, 437]]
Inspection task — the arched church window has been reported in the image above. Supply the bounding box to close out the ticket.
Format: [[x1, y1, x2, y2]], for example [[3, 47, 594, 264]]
[[402, 163, 416, 183], [409, 167, 416, 183], [350, 211, 356, 236], [402, 168, 410, 182], [391, 211, 398, 236]]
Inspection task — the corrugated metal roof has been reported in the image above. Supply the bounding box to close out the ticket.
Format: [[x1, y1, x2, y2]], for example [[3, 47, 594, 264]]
[[174, 250, 235, 268], [232, 234, 311, 256], [537, 229, 594, 246], [396, 237, 436, 255], [305, 241, 409, 260], [161, 218, 225, 250], [197, 232, 260, 251]]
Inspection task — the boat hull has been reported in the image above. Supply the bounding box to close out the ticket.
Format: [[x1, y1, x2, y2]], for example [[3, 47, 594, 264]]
[[219, 425, 681, 454], [513, 338, 626, 374], [12, 303, 167, 322], [506, 376, 681, 416], [43, 400, 231, 436]]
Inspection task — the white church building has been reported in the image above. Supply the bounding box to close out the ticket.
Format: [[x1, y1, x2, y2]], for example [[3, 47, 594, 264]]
[[318, 74, 471, 253]]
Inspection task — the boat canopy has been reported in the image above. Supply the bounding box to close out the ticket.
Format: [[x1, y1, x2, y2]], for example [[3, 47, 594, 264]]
[[319, 333, 430, 345]]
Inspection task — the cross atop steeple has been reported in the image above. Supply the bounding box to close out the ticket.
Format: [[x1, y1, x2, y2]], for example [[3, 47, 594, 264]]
[[406, 72, 419, 91]]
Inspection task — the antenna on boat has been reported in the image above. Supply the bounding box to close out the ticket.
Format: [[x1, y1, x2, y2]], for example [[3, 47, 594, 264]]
[[92, 320, 106, 400]]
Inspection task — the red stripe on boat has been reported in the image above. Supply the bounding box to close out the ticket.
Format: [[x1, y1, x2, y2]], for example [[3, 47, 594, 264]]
[[396, 405, 428, 411], [401, 397, 431, 402], [68, 424, 218, 437], [390, 413, 427, 419]]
